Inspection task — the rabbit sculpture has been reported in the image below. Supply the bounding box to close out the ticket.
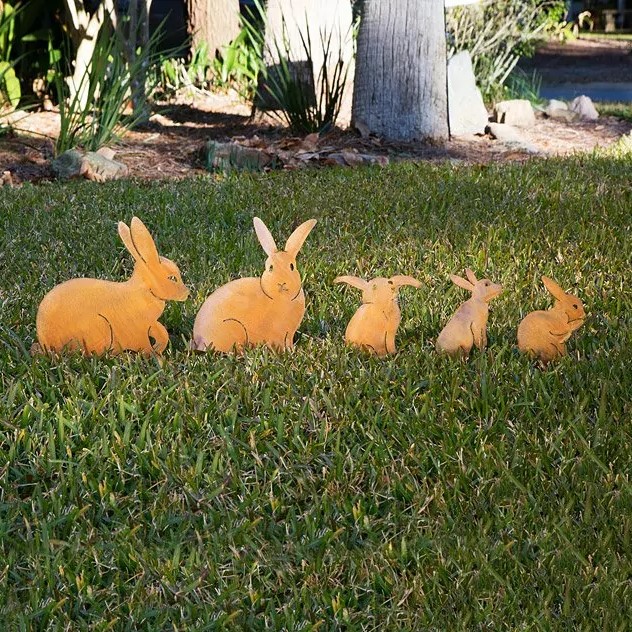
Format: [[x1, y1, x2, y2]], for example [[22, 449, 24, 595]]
[[34, 217, 189, 356], [192, 217, 317, 352], [334, 275, 421, 356], [436, 268, 503, 357], [517, 275, 585, 363]]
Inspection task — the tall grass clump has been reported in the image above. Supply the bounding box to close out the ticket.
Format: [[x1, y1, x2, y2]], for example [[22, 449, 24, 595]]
[[53, 19, 162, 155], [252, 1, 352, 133]]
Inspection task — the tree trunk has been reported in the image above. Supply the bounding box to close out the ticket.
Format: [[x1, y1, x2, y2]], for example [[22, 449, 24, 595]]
[[263, 0, 354, 125], [63, 0, 116, 108], [184, 0, 240, 58], [352, 0, 449, 141]]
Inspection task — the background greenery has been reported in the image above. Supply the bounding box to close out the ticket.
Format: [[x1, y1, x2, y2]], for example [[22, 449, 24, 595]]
[[1, 158, 631, 629]]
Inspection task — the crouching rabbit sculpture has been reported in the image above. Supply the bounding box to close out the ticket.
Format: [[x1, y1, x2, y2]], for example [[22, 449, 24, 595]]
[[34, 217, 189, 356], [517, 275, 585, 364]]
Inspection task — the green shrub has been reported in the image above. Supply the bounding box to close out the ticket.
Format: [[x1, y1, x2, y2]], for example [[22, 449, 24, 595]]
[[213, 22, 264, 100], [446, 0, 564, 102], [256, 12, 352, 133], [0, 1, 21, 109], [53, 20, 162, 155]]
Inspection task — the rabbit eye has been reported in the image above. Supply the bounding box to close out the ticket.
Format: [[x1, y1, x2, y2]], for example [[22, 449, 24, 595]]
[[573, 303, 578, 309], [388, 280, 393, 285], [269, 265, 274, 272], [290, 263, 294, 271], [168, 275, 178, 283]]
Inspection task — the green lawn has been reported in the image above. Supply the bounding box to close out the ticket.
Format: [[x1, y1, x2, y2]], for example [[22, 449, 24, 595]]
[[1, 159, 631, 629], [598, 101, 632, 123]]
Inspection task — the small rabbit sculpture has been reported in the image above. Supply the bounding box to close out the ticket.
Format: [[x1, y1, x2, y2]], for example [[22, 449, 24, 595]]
[[334, 275, 421, 356], [436, 268, 503, 357], [517, 275, 585, 363], [34, 217, 189, 356], [192, 217, 317, 352]]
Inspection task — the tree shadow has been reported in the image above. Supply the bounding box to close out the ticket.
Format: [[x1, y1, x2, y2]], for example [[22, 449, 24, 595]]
[[149, 102, 278, 141]]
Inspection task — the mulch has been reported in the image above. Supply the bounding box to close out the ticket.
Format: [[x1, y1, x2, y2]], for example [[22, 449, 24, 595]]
[[3, 37, 632, 185]]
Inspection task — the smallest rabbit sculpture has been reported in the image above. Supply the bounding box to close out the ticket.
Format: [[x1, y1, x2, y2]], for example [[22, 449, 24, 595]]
[[436, 268, 503, 358], [34, 216, 189, 356], [517, 275, 585, 364], [334, 275, 421, 356]]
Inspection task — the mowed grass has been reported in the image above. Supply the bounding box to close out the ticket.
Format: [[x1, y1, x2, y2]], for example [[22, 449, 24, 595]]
[[1, 158, 631, 630]]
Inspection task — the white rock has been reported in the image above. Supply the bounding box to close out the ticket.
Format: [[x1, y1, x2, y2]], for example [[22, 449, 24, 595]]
[[486, 123, 539, 153], [493, 99, 536, 128], [447, 51, 489, 136], [547, 108, 578, 122], [546, 99, 568, 116], [486, 122, 524, 142], [570, 95, 599, 120]]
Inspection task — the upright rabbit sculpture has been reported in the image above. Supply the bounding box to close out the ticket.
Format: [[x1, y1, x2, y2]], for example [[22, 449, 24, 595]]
[[192, 217, 317, 352], [517, 275, 585, 363], [34, 217, 189, 356], [334, 275, 421, 356], [436, 268, 503, 357]]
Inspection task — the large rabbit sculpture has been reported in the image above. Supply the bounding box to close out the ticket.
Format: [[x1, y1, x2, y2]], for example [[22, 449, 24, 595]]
[[436, 268, 503, 357], [334, 275, 421, 356], [34, 217, 189, 356], [192, 217, 317, 352], [517, 275, 585, 363]]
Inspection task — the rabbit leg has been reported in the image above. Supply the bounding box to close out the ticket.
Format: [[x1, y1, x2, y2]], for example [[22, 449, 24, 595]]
[[385, 330, 396, 355], [148, 321, 169, 354], [283, 330, 294, 350], [198, 318, 249, 352], [473, 326, 487, 350]]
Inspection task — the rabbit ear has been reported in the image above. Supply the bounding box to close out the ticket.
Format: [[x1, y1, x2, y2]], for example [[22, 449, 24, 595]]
[[542, 276, 567, 300], [129, 217, 160, 266], [117, 221, 139, 260], [285, 219, 317, 257], [390, 275, 421, 288], [334, 275, 368, 291], [465, 268, 478, 284], [253, 217, 277, 256], [450, 275, 475, 292]]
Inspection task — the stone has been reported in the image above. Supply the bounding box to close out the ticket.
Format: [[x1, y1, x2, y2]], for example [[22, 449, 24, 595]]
[[51, 149, 85, 179], [51, 148, 128, 181], [493, 99, 536, 128], [486, 122, 523, 142], [81, 152, 129, 182], [486, 123, 539, 154], [447, 51, 489, 136], [96, 146, 117, 161], [547, 108, 579, 123], [545, 99, 568, 115], [205, 140, 274, 171], [570, 95, 599, 120]]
